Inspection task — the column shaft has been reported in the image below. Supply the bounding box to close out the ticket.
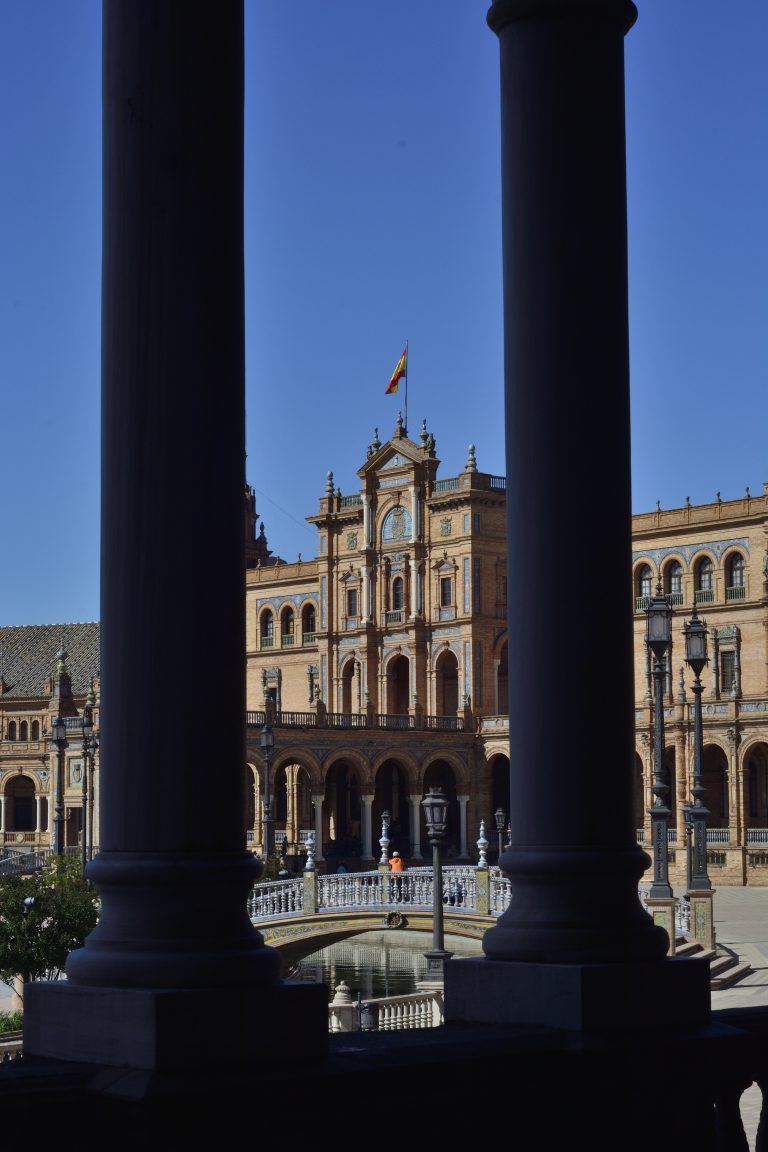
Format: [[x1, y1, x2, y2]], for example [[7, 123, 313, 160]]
[[66, 0, 279, 991], [484, 0, 666, 963]]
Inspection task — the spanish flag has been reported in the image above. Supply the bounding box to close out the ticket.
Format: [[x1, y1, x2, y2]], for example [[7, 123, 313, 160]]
[[385, 345, 408, 395]]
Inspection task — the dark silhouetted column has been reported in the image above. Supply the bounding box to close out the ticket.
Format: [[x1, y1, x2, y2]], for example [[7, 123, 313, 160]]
[[446, 0, 710, 1030], [24, 0, 326, 1074]]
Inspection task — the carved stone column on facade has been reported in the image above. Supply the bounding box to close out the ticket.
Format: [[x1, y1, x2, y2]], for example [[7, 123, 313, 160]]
[[360, 793, 374, 861], [457, 794, 469, 859], [312, 793, 325, 863], [408, 794, 424, 860], [0, 793, 5, 834]]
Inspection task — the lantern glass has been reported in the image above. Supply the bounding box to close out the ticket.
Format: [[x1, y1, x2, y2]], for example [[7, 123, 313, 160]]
[[494, 807, 506, 832], [685, 621, 707, 667], [646, 596, 671, 654], [422, 787, 449, 837]]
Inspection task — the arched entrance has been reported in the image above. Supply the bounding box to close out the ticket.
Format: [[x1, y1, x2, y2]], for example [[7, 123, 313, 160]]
[[422, 758, 459, 858], [374, 760, 409, 856], [324, 760, 362, 860], [703, 744, 728, 826], [4, 773, 37, 837], [435, 648, 459, 716], [340, 658, 355, 714], [386, 654, 410, 715], [745, 742, 768, 828], [489, 752, 510, 862]]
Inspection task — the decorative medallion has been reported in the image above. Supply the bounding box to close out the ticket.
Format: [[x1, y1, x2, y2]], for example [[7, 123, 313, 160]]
[[347, 532, 358, 550], [440, 517, 452, 536]]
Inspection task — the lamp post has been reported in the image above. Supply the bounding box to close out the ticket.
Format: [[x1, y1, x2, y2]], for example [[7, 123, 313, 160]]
[[422, 786, 453, 980], [646, 581, 673, 899], [682, 803, 694, 892], [21, 896, 34, 988], [50, 716, 67, 857], [684, 602, 711, 890], [494, 807, 506, 864], [260, 721, 275, 859], [81, 704, 98, 873]]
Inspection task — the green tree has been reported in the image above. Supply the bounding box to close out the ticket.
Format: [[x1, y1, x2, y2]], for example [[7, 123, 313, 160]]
[[0, 856, 99, 995]]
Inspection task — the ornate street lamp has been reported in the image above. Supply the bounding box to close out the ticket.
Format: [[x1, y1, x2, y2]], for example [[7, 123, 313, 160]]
[[684, 602, 711, 890], [494, 807, 506, 864], [260, 721, 275, 858], [645, 581, 673, 899], [422, 786, 453, 980], [50, 716, 68, 857]]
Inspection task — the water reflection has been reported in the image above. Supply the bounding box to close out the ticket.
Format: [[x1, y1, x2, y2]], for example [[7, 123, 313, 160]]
[[288, 932, 481, 1001]]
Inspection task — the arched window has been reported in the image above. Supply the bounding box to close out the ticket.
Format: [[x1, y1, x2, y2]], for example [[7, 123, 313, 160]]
[[695, 557, 714, 604], [665, 560, 683, 604], [7, 720, 17, 741], [635, 564, 653, 609], [260, 609, 274, 648], [19, 720, 29, 741], [392, 577, 404, 611], [31, 719, 40, 740], [302, 603, 316, 644], [727, 553, 745, 601], [281, 607, 295, 647]]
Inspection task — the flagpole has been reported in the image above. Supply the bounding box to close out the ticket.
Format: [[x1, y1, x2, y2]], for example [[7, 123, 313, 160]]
[[405, 339, 409, 434]]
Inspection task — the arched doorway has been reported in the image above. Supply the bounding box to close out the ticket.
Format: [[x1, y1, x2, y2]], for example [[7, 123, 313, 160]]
[[324, 760, 362, 860], [435, 648, 459, 716], [746, 743, 768, 828], [489, 753, 510, 862], [340, 658, 355, 714], [4, 774, 37, 836], [374, 760, 409, 856], [703, 744, 728, 826], [387, 654, 410, 715], [422, 758, 459, 858]]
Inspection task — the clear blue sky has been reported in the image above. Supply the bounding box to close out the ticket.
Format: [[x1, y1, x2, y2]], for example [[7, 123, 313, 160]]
[[1, 1, 766, 627]]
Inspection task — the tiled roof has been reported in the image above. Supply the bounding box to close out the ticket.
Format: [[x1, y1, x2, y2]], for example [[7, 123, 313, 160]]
[[0, 623, 100, 700]]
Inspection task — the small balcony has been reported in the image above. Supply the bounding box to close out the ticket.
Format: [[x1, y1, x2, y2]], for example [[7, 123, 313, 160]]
[[695, 588, 714, 605], [260, 635, 274, 649], [281, 634, 295, 647], [383, 609, 405, 627], [302, 631, 316, 645], [726, 585, 746, 602]]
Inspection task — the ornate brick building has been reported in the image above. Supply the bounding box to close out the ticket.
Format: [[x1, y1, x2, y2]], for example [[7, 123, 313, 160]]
[[245, 417, 768, 884], [3, 428, 768, 884]]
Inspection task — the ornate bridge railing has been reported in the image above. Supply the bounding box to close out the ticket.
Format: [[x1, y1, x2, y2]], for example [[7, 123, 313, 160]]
[[247, 865, 512, 924]]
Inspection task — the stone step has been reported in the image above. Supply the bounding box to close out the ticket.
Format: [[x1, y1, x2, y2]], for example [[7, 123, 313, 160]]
[[711, 961, 753, 990], [674, 938, 753, 989]]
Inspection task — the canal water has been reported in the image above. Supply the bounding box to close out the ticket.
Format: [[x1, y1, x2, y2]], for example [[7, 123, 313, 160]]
[[288, 931, 483, 1002]]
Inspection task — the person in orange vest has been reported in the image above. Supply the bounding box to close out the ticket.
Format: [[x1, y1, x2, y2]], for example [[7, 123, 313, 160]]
[[389, 850, 405, 902]]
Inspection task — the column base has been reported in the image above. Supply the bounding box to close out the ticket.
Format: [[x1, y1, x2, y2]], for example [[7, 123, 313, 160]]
[[23, 979, 329, 1076], [444, 955, 710, 1032]]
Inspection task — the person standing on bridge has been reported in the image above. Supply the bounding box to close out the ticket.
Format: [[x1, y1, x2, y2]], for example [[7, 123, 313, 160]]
[[389, 850, 405, 902]]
